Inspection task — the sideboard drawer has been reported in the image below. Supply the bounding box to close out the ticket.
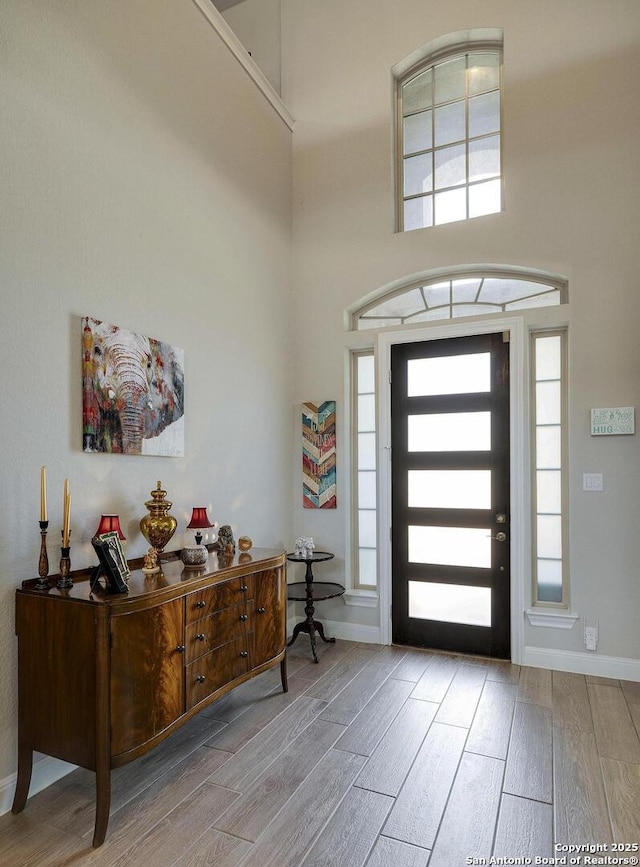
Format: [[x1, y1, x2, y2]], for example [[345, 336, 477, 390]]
[[185, 602, 252, 662], [186, 576, 255, 623], [186, 637, 250, 708]]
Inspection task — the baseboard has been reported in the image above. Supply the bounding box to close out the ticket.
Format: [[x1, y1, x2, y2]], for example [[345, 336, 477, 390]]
[[523, 645, 640, 681], [0, 755, 76, 817], [287, 616, 382, 646]]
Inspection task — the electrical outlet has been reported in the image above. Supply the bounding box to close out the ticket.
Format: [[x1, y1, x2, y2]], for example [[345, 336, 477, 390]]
[[584, 622, 598, 651]]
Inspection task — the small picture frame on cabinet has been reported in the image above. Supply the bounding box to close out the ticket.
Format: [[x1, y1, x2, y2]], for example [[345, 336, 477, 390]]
[[91, 532, 130, 594]]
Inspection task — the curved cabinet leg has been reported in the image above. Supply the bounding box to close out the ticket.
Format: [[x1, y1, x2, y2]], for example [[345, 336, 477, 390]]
[[11, 743, 33, 814], [92, 765, 111, 847], [280, 656, 288, 693]]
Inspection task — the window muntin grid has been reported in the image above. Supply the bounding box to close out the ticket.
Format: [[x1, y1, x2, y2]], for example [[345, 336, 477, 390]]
[[399, 49, 502, 231], [532, 331, 568, 607], [353, 274, 565, 330]]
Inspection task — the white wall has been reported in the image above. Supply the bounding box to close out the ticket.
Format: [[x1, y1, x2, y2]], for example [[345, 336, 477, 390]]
[[283, 0, 640, 669], [0, 0, 292, 786]]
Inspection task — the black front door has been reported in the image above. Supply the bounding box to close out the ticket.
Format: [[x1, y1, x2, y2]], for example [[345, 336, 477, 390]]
[[391, 333, 510, 658]]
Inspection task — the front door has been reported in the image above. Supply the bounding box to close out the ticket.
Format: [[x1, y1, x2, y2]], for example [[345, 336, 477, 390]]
[[391, 333, 510, 658]]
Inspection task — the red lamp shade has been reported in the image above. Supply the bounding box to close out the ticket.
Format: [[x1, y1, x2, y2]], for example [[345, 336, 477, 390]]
[[95, 514, 126, 541], [187, 507, 213, 545]]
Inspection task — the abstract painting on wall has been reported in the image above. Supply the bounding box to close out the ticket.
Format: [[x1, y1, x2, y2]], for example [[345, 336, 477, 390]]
[[82, 316, 185, 456], [302, 401, 336, 508]]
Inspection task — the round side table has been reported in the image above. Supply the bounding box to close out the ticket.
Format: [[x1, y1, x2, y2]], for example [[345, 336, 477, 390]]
[[286, 551, 345, 663]]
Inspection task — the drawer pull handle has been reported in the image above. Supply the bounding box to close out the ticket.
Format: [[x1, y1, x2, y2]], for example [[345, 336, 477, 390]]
[[239, 614, 248, 622], [240, 585, 248, 592], [196, 600, 206, 609], [195, 675, 206, 684], [196, 633, 206, 641], [239, 650, 249, 658], [175, 644, 186, 653], [257, 607, 266, 614]]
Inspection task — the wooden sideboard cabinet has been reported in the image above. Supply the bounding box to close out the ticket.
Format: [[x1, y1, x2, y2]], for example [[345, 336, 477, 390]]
[[12, 548, 287, 847]]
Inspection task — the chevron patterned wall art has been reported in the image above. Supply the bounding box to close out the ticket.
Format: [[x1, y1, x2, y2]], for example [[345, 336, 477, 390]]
[[302, 401, 336, 508]]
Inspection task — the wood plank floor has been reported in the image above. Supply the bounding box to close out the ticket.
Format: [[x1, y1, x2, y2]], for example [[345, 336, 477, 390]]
[[2, 640, 639, 866]]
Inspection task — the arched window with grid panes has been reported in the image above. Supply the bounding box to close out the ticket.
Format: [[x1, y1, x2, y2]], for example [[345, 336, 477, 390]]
[[396, 31, 503, 231]]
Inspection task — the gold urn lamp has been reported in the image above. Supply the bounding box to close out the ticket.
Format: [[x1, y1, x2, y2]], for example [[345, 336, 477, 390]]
[[140, 481, 177, 554]]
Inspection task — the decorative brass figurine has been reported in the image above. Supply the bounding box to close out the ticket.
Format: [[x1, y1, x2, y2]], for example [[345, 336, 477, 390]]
[[140, 481, 177, 554]]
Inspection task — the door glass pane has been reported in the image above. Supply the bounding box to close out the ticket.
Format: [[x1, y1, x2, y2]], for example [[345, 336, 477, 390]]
[[408, 470, 491, 509], [407, 353, 490, 396], [409, 580, 491, 626], [408, 411, 491, 452], [409, 525, 491, 568]]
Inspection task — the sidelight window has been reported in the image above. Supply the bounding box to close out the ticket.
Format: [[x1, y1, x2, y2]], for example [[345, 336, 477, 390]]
[[532, 330, 568, 606], [352, 352, 377, 589]]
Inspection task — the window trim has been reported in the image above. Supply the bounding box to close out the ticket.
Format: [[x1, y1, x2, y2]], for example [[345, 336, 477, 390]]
[[395, 34, 504, 233]]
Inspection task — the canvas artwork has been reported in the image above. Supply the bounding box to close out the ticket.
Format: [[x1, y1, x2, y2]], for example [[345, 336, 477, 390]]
[[82, 316, 185, 456], [302, 401, 336, 508]]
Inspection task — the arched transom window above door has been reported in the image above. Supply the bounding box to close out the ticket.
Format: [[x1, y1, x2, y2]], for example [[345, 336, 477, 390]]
[[351, 271, 567, 331]]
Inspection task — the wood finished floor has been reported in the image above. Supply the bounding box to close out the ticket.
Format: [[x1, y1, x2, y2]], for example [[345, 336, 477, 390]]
[[2, 639, 640, 866]]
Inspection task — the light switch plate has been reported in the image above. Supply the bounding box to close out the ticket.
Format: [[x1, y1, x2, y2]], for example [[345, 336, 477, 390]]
[[583, 473, 603, 492]]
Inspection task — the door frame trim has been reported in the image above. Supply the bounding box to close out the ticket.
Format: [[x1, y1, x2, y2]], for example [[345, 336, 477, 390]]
[[377, 316, 527, 663]]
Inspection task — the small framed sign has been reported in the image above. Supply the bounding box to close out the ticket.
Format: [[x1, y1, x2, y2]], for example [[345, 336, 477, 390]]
[[590, 407, 635, 436]]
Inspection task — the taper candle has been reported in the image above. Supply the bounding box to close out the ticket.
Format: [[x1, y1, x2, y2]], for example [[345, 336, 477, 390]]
[[62, 479, 70, 547], [40, 466, 47, 522]]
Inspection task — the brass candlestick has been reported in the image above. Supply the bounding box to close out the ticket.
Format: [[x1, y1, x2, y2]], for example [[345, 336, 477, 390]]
[[57, 532, 73, 590], [35, 521, 50, 590]]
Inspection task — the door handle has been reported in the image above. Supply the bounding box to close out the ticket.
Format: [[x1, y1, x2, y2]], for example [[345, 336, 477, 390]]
[[488, 531, 507, 542]]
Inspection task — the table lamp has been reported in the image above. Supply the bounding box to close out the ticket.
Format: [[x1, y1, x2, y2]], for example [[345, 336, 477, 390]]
[[182, 507, 214, 568], [186, 507, 214, 545], [95, 514, 126, 541]]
